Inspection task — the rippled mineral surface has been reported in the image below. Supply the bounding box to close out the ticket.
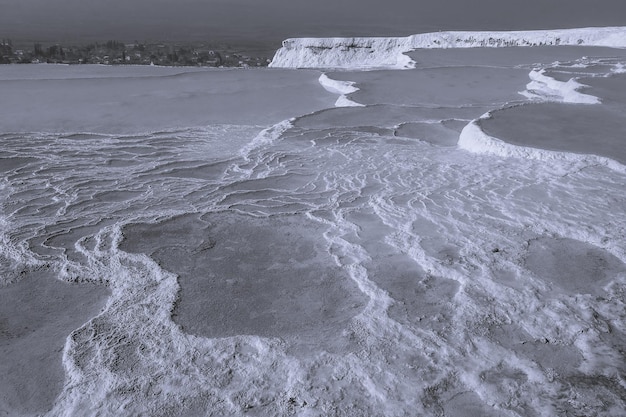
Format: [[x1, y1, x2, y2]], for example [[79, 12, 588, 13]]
[[1, 46, 626, 416]]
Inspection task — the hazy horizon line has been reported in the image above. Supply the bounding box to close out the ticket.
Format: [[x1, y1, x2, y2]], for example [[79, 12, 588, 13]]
[[5, 23, 626, 48]]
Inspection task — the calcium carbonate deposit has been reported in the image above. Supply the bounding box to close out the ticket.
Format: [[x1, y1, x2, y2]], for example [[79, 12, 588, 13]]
[[1, 29, 626, 416]]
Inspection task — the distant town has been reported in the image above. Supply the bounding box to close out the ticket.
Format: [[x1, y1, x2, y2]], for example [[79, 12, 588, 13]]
[[0, 39, 273, 67]]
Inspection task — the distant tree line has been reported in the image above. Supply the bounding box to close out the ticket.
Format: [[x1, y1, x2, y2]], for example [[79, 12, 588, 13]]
[[0, 39, 271, 67]]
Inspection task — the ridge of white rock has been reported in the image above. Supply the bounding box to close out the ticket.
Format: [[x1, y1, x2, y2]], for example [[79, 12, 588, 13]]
[[269, 26, 626, 69], [318, 74, 365, 107], [519, 69, 601, 104], [458, 112, 626, 173]]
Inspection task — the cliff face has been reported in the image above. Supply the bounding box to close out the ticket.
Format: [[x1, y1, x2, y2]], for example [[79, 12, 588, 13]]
[[270, 37, 416, 69], [269, 27, 626, 69]]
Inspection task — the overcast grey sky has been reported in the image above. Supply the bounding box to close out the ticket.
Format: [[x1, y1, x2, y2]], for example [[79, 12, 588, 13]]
[[2, 0, 625, 45]]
